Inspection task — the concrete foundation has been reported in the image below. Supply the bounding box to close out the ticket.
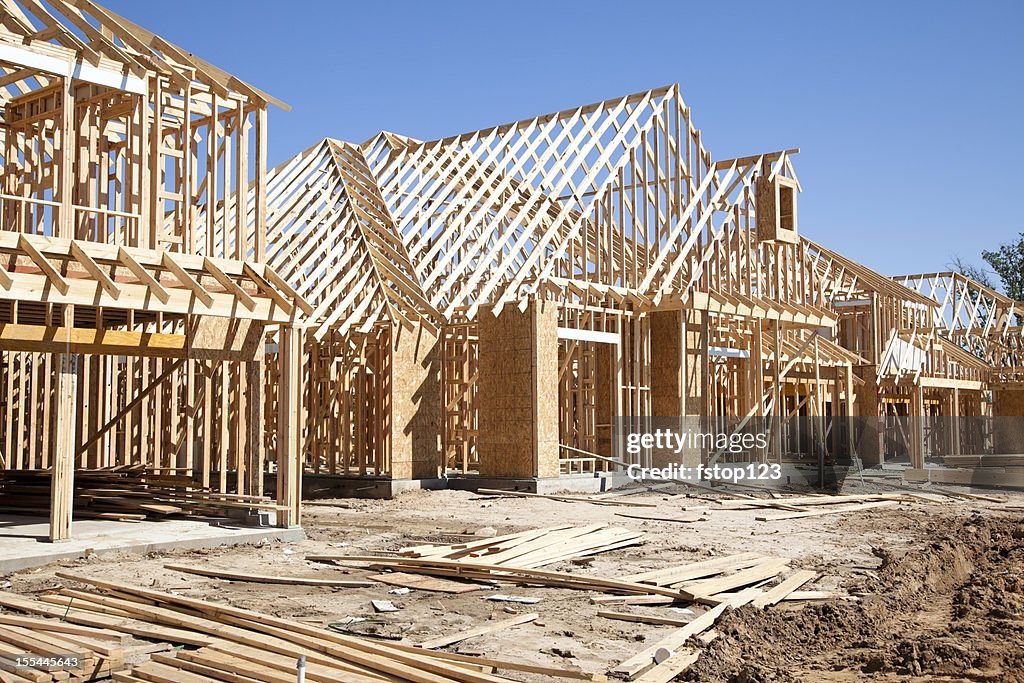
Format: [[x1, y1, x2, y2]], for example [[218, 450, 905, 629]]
[[0, 515, 305, 573]]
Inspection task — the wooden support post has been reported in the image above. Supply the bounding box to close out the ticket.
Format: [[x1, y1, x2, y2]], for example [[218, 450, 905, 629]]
[[59, 76, 75, 239], [912, 384, 925, 469], [845, 363, 855, 462], [951, 387, 961, 456], [276, 325, 302, 527], [772, 319, 783, 463], [247, 359, 264, 495], [814, 337, 824, 487], [50, 305, 77, 542]]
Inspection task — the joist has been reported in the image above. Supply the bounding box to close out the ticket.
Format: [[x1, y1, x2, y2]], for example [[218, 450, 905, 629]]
[[18, 233, 70, 294], [160, 252, 213, 306]]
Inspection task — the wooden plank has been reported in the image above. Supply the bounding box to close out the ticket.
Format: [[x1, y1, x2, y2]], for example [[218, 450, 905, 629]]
[[306, 556, 697, 601], [596, 611, 691, 627], [417, 613, 538, 650], [631, 650, 700, 683], [475, 489, 657, 508], [755, 500, 898, 521], [682, 558, 790, 598], [370, 572, 482, 594], [751, 570, 817, 608], [610, 589, 758, 679], [163, 564, 373, 587], [613, 512, 703, 524]]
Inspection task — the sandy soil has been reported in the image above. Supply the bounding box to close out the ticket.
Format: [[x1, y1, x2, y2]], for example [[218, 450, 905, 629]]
[[4, 482, 1023, 682]]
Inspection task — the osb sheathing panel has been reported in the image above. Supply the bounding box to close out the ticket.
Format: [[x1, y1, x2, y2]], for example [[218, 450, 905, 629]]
[[535, 301, 560, 478], [651, 310, 683, 417], [651, 309, 698, 468], [994, 389, 1024, 453], [477, 301, 559, 478], [187, 318, 265, 362], [853, 366, 882, 465], [389, 325, 442, 479]]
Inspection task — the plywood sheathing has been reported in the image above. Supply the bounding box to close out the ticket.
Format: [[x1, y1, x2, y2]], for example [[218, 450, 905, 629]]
[[389, 325, 442, 480], [477, 301, 559, 478]]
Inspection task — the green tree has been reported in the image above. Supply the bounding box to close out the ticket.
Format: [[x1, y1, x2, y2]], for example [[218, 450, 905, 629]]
[[947, 254, 994, 289], [982, 232, 1024, 300]]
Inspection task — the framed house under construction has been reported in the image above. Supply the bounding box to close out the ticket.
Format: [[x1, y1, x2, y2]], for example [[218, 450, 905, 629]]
[[0, 0, 308, 540]]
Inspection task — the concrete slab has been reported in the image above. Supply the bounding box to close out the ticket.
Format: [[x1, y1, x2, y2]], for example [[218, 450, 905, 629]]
[[0, 514, 305, 573], [297, 473, 447, 500]]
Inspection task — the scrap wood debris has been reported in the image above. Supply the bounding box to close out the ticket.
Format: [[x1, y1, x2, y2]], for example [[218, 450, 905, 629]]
[[0, 465, 282, 522], [396, 523, 645, 568], [163, 563, 374, 587], [0, 576, 607, 683], [0, 532, 846, 683], [309, 539, 838, 680], [474, 488, 659, 508]]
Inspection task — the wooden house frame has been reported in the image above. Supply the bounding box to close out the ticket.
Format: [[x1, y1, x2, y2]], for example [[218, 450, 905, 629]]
[[258, 84, 895, 482], [0, 0, 307, 540], [807, 242, 994, 466]]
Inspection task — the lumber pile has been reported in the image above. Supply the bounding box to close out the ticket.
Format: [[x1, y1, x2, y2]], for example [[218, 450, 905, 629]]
[[0, 612, 130, 682], [0, 576, 606, 683], [0, 465, 284, 521], [397, 524, 644, 568]]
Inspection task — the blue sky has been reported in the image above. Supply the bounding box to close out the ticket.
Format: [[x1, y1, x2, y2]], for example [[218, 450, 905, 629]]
[[105, 0, 1022, 280]]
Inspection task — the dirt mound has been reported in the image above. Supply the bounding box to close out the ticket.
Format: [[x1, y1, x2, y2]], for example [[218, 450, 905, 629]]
[[684, 515, 1024, 682]]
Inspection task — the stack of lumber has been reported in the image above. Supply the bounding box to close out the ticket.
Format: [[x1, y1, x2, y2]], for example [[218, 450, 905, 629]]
[[0, 465, 284, 521], [0, 576, 606, 683], [0, 612, 130, 682], [397, 524, 644, 568]]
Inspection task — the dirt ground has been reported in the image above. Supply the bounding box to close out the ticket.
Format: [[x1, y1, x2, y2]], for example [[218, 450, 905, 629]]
[[4, 482, 1024, 683]]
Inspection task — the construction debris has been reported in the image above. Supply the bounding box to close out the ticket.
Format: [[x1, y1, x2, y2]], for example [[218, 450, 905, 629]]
[[416, 613, 538, 650], [397, 524, 645, 568], [0, 466, 283, 522], [1, 575, 608, 683], [475, 489, 659, 508], [164, 564, 374, 587]]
